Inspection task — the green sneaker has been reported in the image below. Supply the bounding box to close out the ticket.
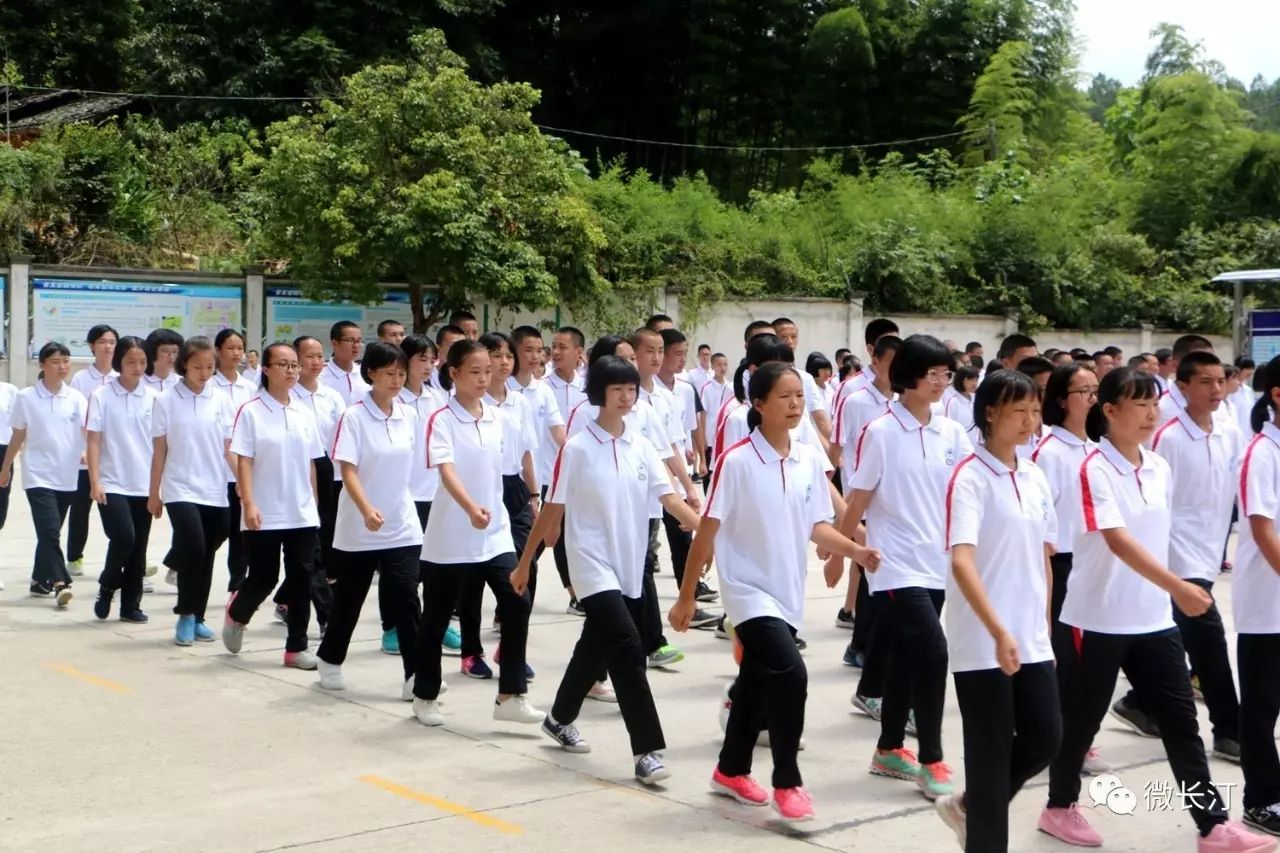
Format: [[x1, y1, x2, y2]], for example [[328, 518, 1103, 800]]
[[917, 761, 955, 800], [441, 624, 462, 655], [381, 628, 400, 655], [870, 747, 921, 781], [647, 644, 684, 668], [68, 559, 85, 577]]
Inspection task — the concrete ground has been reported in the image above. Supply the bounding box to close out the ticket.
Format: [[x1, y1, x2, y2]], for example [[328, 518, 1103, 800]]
[[0, 490, 1267, 853]]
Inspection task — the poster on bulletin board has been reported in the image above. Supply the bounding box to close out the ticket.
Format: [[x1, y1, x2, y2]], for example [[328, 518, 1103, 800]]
[[1249, 309, 1280, 364], [31, 278, 243, 358], [264, 287, 427, 344]]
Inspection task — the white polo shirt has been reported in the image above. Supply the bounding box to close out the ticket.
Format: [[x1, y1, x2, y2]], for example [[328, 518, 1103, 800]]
[[10, 381, 88, 492], [332, 395, 421, 551], [943, 391, 976, 439], [718, 401, 822, 470], [422, 397, 514, 564], [799, 370, 824, 415], [241, 366, 261, 387], [1160, 382, 1233, 431], [639, 381, 682, 456], [833, 383, 892, 491], [835, 365, 874, 412], [71, 364, 116, 470], [320, 361, 371, 406], [142, 372, 180, 395], [507, 375, 565, 487], [687, 365, 712, 391], [1031, 426, 1095, 554], [483, 389, 538, 478], [548, 419, 674, 599], [545, 371, 587, 421], [229, 394, 324, 530], [1063, 438, 1176, 635], [699, 379, 733, 432], [0, 382, 19, 444], [566, 398, 674, 517], [397, 384, 446, 502], [704, 429, 834, 629], [292, 382, 347, 482], [712, 396, 745, 461], [152, 380, 234, 507], [657, 376, 698, 453], [85, 380, 158, 496], [945, 446, 1057, 672], [850, 401, 973, 592], [1151, 410, 1241, 582], [212, 371, 258, 483], [1234, 423, 1280, 633]]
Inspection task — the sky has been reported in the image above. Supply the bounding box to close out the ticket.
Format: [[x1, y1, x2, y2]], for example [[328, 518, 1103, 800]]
[[1074, 0, 1280, 86]]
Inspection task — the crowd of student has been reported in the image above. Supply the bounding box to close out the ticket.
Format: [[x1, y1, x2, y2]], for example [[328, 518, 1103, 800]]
[[1, 309, 1278, 853]]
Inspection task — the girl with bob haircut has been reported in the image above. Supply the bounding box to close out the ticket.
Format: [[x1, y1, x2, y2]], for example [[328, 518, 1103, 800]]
[[150, 336, 234, 645], [86, 336, 159, 624], [142, 327, 184, 394], [514, 355, 700, 785], [673, 361, 880, 823], [935, 369, 1062, 851], [1, 341, 87, 606], [412, 339, 542, 729], [1038, 367, 1267, 852], [829, 333, 971, 802]]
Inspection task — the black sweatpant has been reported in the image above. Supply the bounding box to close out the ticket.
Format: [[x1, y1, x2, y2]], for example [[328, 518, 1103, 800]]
[[877, 587, 948, 764], [1047, 627, 1227, 835], [415, 555, 527, 700], [661, 508, 692, 586], [1239, 633, 1280, 810], [955, 662, 1062, 853], [67, 468, 91, 563], [319, 545, 422, 681], [534, 484, 571, 590], [460, 476, 534, 658], [228, 527, 318, 653], [0, 443, 11, 530], [274, 459, 337, 627], [552, 589, 664, 756], [168, 501, 228, 621], [225, 482, 246, 592], [639, 519, 670, 654], [1048, 553, 1076, 697], [27, 487, 74, 587], [96, 494, 152, 613], [1123, 578, 1240, 741], [855, 573, 892, 699], [718, 616, 807, 789]]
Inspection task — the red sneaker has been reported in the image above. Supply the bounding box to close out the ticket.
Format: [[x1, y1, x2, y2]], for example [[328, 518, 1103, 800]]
[[1198, 821, 1278, 853], [1037, 804, 1103, 847], [710, 767, 768, 806], [772, 786, 815, 823]]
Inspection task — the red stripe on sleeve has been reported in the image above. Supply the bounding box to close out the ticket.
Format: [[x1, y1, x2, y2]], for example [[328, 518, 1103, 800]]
[[424, 406, 447, 469], [330, 412, 347, 459], [854, 412, 890, 471], [549, 443, 568, 498], [1240, 434, 1265, 515], [1030, 432, 1055, 463], [703, 438, 751, 518], [1150, 418, 1178, 452], [1079, 449, 1102, 532], [943, 454, 977, 549]]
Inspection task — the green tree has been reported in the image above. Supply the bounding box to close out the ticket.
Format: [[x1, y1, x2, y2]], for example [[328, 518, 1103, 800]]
[[246, 29, 606, 331], [960, 41, 1036, 161]]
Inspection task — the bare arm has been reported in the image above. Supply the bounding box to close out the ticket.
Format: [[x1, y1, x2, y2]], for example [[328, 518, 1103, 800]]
[[0, 428, 25, 488], [671, 517, 720, 631], [511, 501, 565, 595], [660, 492, 701, 531], [148, 436, 168, 518], [237, 455, 262, 530], [86, 430, 106, 503]]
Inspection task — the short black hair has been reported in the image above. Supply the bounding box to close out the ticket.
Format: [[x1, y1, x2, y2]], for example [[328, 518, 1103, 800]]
[[111, 335, 146, 373], [292, 335, 323, 355], [586, 355, 641, 406], [401, 334, 437, 361], [1092, 350, 1109, 362], [734, 334, 791, 403], [38, 341, 71, 362], [329, 320, 360, 341], [511, 325, 543, 346], [865, 318, 898, 346], [697, 343, 711, 353], [997, 333, 1037, 360], [1127, 354, 1150, 368], [711, 351, 727, 361], [259, 342, 295, 391], [771, 316, 797, 329], [972, 369, 1041, 440], [557, 325, 586, 349], [629, 327, 663, 350], [1236, 356, 1256, 370], [215, 328, 244, 350], [435, 324, 465, 347], [834, 347, 851, 362], [1017, 355, 1054, 379], [745, 362, 802, 432], [873, 334, 903, 361], [839, 355, 862, 381], [1155, 348, 1173, 363], [743, 320, 774, 343], [889, 334, 952, 394], [143, 328, 184, 376], [645, 313, 674, 330], [247, 349, 259, 357], [87, 324, 119, 345], [659, 328, 687, 348], [952, 365, 979, 392], [449, 310, 478, 324], [377, 319, 405, 336], [965, 341, 982, 353], [1104, 346, 1122, 358], [1171, 334, 1213, 359], [360, 340, 409, 385], [588, 334, 627, 366], [480, 330, 517, 372], [176, 336, 214, 377], [1176, 350, 1222, 384], [805, 351, 832, 378]]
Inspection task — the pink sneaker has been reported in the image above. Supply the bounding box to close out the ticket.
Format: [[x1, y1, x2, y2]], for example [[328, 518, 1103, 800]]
[[710, 767, 769, 806], [772, 786, 815, 823], [1038, 804, 1103, 847], [1198, 821, 1279, 853]]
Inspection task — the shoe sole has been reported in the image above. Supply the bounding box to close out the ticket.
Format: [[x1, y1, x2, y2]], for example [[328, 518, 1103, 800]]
[[695, 593, 719, 602], [174, 637, 194, 647], [851, 698, 881, 721], [690, 618, 720, 630], [119, 618, 148, 624], [935, 798, 966, 847], [55, 590, 74, 607], [284, 661, 318, 671], [1212, 749, 1242, 764], [637, 767, 671, 786], [442, 646, 462, 656], [770, 800, 815, 823], [869, 764, 920, 782], [415, 714, 445, 727], [222, 625, 243, 654], [1242, 817, 1280, 838], [1108, 707, 1160, 738], [1036, 825, 1102, 848], [462, 670, 493, 679], [587, 692, 618, 703], [381, 648, 400, 656], [916, 779, 952, 801], [541, 724, 592, 754], [835, 618, 855, 630], [194, 634, 215, 643], [710, 779, 769, 806], [494, 712, 543, 725]]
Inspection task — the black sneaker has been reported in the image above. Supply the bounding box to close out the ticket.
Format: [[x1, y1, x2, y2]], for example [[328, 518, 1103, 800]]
[[835, 608, 855, 630], [93, 586, 113, 620], [1109, 696, 1161, 738], [119, 609, 149, 624], [565, 598, 586, 617], [1212, 738, 1242, 764], [695, 581, 719, 603], [29, 580, 53, 597], [690, 608, 720, 629], [1243, 804, 1280, 837], [714, 615, 729, 639], [541, 715, 591, 753], [273, 603, 289, 624], [794, 635, 808, 651]]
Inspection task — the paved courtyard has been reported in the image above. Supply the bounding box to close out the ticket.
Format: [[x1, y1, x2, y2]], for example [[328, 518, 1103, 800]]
[[0, 489, 1263, 852]]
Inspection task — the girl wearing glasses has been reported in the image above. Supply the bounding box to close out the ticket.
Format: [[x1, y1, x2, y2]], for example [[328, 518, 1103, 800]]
[[1029, 363, 1110, 776], [827, 334, 972, 802], [222, 343, 326, 669], [212, 329, 257, 593]]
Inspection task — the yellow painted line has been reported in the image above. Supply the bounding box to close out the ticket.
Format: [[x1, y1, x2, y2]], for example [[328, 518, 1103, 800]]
[[41, 662, 132, 694], [358, 774, 523, 835]]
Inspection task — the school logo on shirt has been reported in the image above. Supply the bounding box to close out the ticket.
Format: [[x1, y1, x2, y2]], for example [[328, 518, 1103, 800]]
[[638, 467, 647, 482], [943, 448, 956, 466], [805, 483, 813, 503], [1040, 497, 1050, 521]]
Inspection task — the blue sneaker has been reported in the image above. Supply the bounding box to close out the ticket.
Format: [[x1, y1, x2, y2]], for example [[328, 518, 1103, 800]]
[[381, 628, 400, 655], [526, 662, 536, 681], [93, 586, 113, 620], [442, 624, 462, 656], [193, 621, 215, 642], [842, 645, 865, 668], [461, 655, 493, 679], [175, 614, 196, 646]]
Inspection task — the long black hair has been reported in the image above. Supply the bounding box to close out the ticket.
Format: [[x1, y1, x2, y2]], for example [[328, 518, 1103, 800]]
[[972, 369, 1040, 441], [733, 333, 792, 403], [1085, 366, 1160, 442], [745, 361, 802, 432], [1251, 355, 1280, 434], [1042, 363, 1091, 427], [439, 338, 487, 393]]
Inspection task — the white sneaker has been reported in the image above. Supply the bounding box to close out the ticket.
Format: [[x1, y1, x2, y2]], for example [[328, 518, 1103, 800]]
[[165, 569, 178, 587], [439, 680, 449, 696], [1082, 747, 1112, 775], [0, 578, 6, 591], [413, 697, 444, 726], [493, 695, 544, 724], [142, 579, 155, 594], [55, 586, 74, 608], [587, 681, 618, 703], [401, 677, 415, 701], [144, 563, 159, 578], [318, 659, 346, 690], [67, 559, 84, 577], [283, 650, 318, 670]]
